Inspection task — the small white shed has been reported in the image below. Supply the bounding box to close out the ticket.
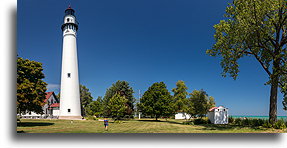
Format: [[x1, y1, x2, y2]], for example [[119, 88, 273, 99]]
[[207, 106, 228, 124], [175, 112, 191, 120]]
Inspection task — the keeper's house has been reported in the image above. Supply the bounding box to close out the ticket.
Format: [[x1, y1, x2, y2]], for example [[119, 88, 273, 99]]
[[21, 92, 60, 119], [207, 106, 228, 124]]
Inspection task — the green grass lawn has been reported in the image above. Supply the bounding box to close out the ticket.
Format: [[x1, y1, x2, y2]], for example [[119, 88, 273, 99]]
[[17, 118, 286, 133]]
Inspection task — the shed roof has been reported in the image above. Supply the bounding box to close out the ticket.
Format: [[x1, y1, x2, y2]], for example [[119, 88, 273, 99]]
[[209, 107, 219, 112], [50, 103, 60, 107]]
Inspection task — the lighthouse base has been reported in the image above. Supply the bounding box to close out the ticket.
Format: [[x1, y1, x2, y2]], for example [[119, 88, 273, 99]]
[[59, 116, 83, 120]]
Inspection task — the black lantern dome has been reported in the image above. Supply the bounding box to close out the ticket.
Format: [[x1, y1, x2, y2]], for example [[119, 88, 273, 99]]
[[61, 5, 78, 31], [65, 5, 75, 16]]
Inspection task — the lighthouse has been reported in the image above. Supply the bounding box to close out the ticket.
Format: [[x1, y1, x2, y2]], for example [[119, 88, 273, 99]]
[[59, 6, 82, 120]]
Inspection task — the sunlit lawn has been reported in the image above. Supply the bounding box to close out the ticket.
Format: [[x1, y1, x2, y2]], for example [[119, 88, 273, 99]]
[[17, 118, 286, 133]]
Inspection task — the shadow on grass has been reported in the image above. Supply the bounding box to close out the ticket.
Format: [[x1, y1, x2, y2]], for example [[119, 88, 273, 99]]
[[17, 122, 54, 127], [17, 130, 25, 133], [200, 124, 266, 131], [137, 119, 183, 125]]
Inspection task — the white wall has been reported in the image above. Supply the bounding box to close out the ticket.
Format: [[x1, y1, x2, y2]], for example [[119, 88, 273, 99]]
[[59, 16, 81, 118], [208, 106, 228, 124], [175, 112, 191, 119]]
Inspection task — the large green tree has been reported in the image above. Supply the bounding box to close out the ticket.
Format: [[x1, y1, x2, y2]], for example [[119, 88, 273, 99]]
[[80, 84, 93, 116], [189, 90, 209, 118], [17, 57, 47, 115], [107, 92, 128, 120], [103, 80, 135, 116], [86, 96, 104, 117], [206, 0, 287, 123], [172, 80, 189, 112], [138, 82, 174, 120]]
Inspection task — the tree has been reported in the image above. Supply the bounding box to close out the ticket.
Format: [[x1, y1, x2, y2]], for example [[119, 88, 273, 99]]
[[86, 96, 104, 117], [138, 82, 174, 120], [172, 80, 189, 112], [103, 80, 135, 116], [107, 92, 128, 120], [80, 84, 93, 116], [189, 90, 209, 118], [206, 0, 287, 123], [17, 57, 47, 115], [207, 96, 216, 110]]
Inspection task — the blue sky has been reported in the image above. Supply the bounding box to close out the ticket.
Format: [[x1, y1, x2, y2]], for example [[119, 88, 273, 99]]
[[18, 0, 286, 116]]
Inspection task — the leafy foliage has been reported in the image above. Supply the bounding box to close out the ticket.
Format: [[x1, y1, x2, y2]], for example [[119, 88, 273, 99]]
[[189, 90, 209, 118], [103, 80, 135, 116], [107, 92, 128, 120], [172, 80, 189, 112], [17, 57, 47, 115], [138, 82, 175, 120], [80, 84, 93, 116], [207, 96, 216, 110], [273, 119, 286, 129], [86, 96, 104, 117], [206, 0, 287, 123]]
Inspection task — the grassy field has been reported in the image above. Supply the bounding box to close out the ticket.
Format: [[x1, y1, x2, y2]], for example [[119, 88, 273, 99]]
[[17, 118, 286, 133]]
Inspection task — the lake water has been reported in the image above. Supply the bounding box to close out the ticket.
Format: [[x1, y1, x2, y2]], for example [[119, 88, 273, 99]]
[[230, 115, 287, 120]]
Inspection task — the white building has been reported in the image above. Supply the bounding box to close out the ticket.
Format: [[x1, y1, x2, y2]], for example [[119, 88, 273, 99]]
[[21, 92, 60, 119], [207, 106, 228, 124], [59, 5, 82, 120], [175, 112, 192, 120]]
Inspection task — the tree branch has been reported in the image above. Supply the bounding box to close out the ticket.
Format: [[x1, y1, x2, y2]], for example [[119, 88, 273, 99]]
[[247, 46, 272, 76]]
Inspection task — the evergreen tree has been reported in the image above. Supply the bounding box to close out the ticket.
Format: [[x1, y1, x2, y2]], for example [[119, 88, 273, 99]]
[[80, 84, 93, 116]]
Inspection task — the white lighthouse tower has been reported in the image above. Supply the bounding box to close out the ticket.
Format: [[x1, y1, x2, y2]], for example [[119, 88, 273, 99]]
[[59, 6, 82, 120]]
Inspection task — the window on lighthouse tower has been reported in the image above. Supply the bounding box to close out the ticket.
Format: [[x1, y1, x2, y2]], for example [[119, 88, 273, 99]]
[[67, 18, 70, 22], [67, 73, 71, 78]]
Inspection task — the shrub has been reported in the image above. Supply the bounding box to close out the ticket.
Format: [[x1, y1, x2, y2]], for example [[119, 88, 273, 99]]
[[250, 119, 264, 127], [234, 118, 242, 125], [242, 118, 250, 126], [257, 119, 265, 126], [228, 117, 234, 124], [273, 119, 286, 130], [262, 121, 273, 128]]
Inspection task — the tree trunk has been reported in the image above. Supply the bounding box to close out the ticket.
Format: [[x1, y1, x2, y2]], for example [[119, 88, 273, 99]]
[[269, 81, 278, 124], [269, 61, 279, 124]]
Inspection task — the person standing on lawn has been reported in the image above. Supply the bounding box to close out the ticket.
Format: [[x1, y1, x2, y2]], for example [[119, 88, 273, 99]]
[[104, 118, 108, 130]]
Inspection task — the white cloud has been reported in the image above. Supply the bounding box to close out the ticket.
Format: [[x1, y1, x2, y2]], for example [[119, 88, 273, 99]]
[[47, 83, 60, 93]]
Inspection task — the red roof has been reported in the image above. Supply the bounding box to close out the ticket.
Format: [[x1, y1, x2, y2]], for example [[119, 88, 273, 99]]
[[50, 103, 60, 107], [209, 107, 218, 112], [44, 92, 54, 103]]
